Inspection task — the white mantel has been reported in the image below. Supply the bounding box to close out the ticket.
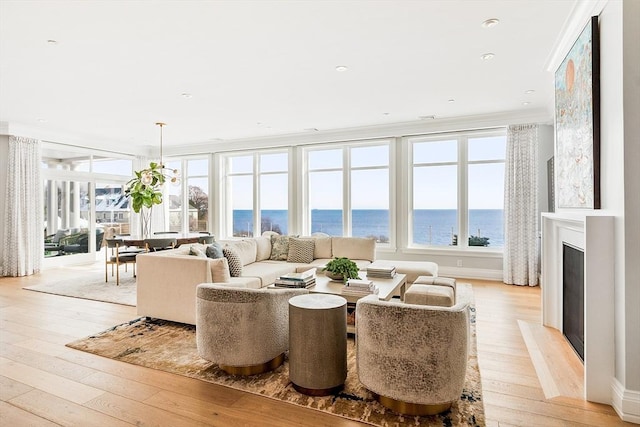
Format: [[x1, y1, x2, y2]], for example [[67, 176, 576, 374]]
[[541, 212, 615, 404]]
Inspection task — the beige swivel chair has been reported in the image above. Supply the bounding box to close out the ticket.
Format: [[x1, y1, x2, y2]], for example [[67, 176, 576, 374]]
[[196, 284, 308, 375], [356, 295, 470, 415]]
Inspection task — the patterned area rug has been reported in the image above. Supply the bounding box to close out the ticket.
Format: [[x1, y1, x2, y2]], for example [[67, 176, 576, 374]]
[[23, 271, 136, 306], [66, 285, 484, 426]]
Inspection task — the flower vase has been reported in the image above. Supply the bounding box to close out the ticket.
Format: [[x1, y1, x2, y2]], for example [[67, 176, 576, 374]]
[[140, 206, 152, 238]]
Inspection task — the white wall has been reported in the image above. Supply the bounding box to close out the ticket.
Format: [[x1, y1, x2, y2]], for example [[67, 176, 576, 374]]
[[0, 135, 9, 272], [598, 0, 640, 414], [621, 0, 640, 394]]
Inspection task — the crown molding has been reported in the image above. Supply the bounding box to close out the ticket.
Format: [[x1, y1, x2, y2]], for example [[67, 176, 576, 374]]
[[166, 108, 551, 156], [545, 0, 609, 73]]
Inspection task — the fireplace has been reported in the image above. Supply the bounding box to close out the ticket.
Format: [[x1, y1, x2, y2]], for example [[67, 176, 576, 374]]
[[563, 242, 584, 361], [541, 212, 613, 403]]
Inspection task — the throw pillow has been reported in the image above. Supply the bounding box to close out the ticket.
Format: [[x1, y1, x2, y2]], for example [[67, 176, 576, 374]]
[[189, 246, 207, 258], [287, 237, 315, 264], [223, 247, 243, 277], [210, 257, 231, 283], [270, 235, 290, 261], [206, 241, 224, 259]]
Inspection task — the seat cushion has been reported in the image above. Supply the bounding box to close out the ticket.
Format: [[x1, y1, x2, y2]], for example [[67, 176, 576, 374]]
[[404, 284, 454, 307], [370, 260, 438, 283], [241, 261, 298, 287]]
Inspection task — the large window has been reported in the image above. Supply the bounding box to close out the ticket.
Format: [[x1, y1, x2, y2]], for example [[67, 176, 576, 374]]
[[42, 147, 133, 262], [163, 157, 210, 233], [223, 151, 288, 237], [306, 142, 391, 242], [409, 130, 505, 249]]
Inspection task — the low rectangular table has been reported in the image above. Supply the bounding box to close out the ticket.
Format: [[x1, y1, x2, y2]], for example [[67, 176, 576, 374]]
[[273, 271, 407, 334]]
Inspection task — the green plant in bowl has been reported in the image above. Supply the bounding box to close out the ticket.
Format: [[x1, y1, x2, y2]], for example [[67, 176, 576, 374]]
[[323, 257, 360, 282]]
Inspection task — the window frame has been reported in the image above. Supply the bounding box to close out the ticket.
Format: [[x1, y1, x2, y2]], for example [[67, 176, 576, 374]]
[[406, 128, 506, 253], [219, 148, 290, 238], [302, 139, 394, 246]]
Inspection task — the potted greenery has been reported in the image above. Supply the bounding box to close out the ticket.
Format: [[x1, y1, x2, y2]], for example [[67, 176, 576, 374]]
[[323, 257, 360, 282], [124, 162, 179, 237]]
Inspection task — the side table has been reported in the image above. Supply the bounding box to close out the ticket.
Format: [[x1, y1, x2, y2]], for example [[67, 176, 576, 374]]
[[288, 294, 347, 396]]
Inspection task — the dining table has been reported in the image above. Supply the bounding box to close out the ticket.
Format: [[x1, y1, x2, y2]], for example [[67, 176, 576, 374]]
[[117, 232, 205, 248]]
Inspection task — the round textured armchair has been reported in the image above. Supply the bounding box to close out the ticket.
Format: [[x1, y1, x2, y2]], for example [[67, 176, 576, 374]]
[[196, 284, 308, 375], [355, 295, 470, 415]]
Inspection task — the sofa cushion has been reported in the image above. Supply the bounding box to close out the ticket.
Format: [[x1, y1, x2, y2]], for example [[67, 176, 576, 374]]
[[189, 246, 207, 258], [255, 236, 272, 261], [210, 257, 231, 283], [332, 237, 376, 262], [241, 261, 298, 286], [223, 247, 243, 277], [287, 237, 315, 264], [313, 237, 332, 259], [226, 239, 257, 266], [206, 241, 224, 259], [270, 235, 290, 261]]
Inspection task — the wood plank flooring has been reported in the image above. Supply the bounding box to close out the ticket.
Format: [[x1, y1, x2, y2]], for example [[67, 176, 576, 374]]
[[0, 267, 631, 426]]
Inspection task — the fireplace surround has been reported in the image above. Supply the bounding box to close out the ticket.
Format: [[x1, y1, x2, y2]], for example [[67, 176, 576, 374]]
[[541, 212, 614, 404]]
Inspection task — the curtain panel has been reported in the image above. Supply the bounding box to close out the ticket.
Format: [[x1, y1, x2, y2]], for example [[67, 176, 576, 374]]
[[2, 136, 43, 277], [503, 124, 539, 286]]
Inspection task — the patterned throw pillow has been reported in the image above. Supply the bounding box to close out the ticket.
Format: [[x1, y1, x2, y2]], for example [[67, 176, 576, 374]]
[[206, 241, 224, 259], [270, 235, 290, 261], [223, 247, 243, 277], [287, 237, 315, 264]]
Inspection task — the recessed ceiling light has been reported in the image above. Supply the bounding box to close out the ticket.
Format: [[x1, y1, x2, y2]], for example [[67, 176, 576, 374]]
[[482, 18, 500, 28], [481, 53, 495, 61], [522, 101, 531, 106], [181, 93, 192, 99], [525, 89, 536, 94], [335, 65, 348, 72], [419, 115, 436, 120], [448, 99, 455, 103], [47, 39, 58, 45], [382, 112, 390, 116], [37, 118, 47, 123], [304, 127, 319, 132]]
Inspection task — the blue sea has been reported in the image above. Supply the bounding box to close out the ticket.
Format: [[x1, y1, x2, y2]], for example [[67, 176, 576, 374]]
[[234, 209, 503, 247]]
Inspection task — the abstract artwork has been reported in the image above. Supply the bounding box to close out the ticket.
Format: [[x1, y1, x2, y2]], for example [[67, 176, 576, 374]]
[[554, 16, 600, 209]]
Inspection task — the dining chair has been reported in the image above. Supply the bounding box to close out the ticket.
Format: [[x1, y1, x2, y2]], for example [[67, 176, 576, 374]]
[[105, 238, 139, 285], [144, 237, 177, 252], [198, 235, 215, 244]]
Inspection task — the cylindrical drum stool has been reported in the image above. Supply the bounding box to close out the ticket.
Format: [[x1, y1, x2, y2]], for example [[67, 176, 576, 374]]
[[288, 294, 347, 396]]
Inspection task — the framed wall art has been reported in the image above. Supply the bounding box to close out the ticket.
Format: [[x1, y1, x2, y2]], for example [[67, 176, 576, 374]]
[[554, 15, 600, 209]]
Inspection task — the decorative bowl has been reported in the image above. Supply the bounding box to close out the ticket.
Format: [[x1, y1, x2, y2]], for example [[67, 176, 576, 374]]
[[325, 271, 345, 282]]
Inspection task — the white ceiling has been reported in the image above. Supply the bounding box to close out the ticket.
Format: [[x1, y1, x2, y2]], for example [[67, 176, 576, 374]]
[[0, 0, 577, 154]]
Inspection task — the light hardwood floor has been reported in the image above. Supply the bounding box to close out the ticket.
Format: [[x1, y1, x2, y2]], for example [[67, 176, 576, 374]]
[[0, 267, 631, 426]]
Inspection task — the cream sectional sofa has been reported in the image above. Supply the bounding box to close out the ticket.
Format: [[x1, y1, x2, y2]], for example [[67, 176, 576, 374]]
[[136, 234, 437, 325]]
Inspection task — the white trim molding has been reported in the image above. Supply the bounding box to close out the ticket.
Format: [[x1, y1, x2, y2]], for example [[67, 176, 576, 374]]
[[438, 266, 503, 281], [612, 378, 640, 424]]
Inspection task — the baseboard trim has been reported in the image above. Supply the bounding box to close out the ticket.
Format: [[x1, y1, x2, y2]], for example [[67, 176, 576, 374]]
[[612, 378, 640, 424], [437, 266, 503, 281]]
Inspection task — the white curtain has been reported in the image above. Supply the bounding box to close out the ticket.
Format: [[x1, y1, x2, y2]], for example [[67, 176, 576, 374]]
[[2, 136, 43, 277], [503, 124, 539, 286]]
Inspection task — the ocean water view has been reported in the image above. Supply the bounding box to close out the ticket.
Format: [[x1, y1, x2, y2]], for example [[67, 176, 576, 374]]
[[234, 209, 504, 247]]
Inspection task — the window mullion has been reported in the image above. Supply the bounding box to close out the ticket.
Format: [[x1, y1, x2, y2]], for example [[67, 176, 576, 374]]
[[253, 153, 260, 237], [459, 137, 469, 249], [343, 147, 351, 236]]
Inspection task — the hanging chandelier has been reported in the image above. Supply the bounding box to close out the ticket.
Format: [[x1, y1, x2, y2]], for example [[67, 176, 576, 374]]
[[155, 121, 180, 185], [124, 123, 180, 214]]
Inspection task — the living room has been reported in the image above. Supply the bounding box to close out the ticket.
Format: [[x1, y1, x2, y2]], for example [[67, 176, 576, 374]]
[[0, 1, 638, 426]]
